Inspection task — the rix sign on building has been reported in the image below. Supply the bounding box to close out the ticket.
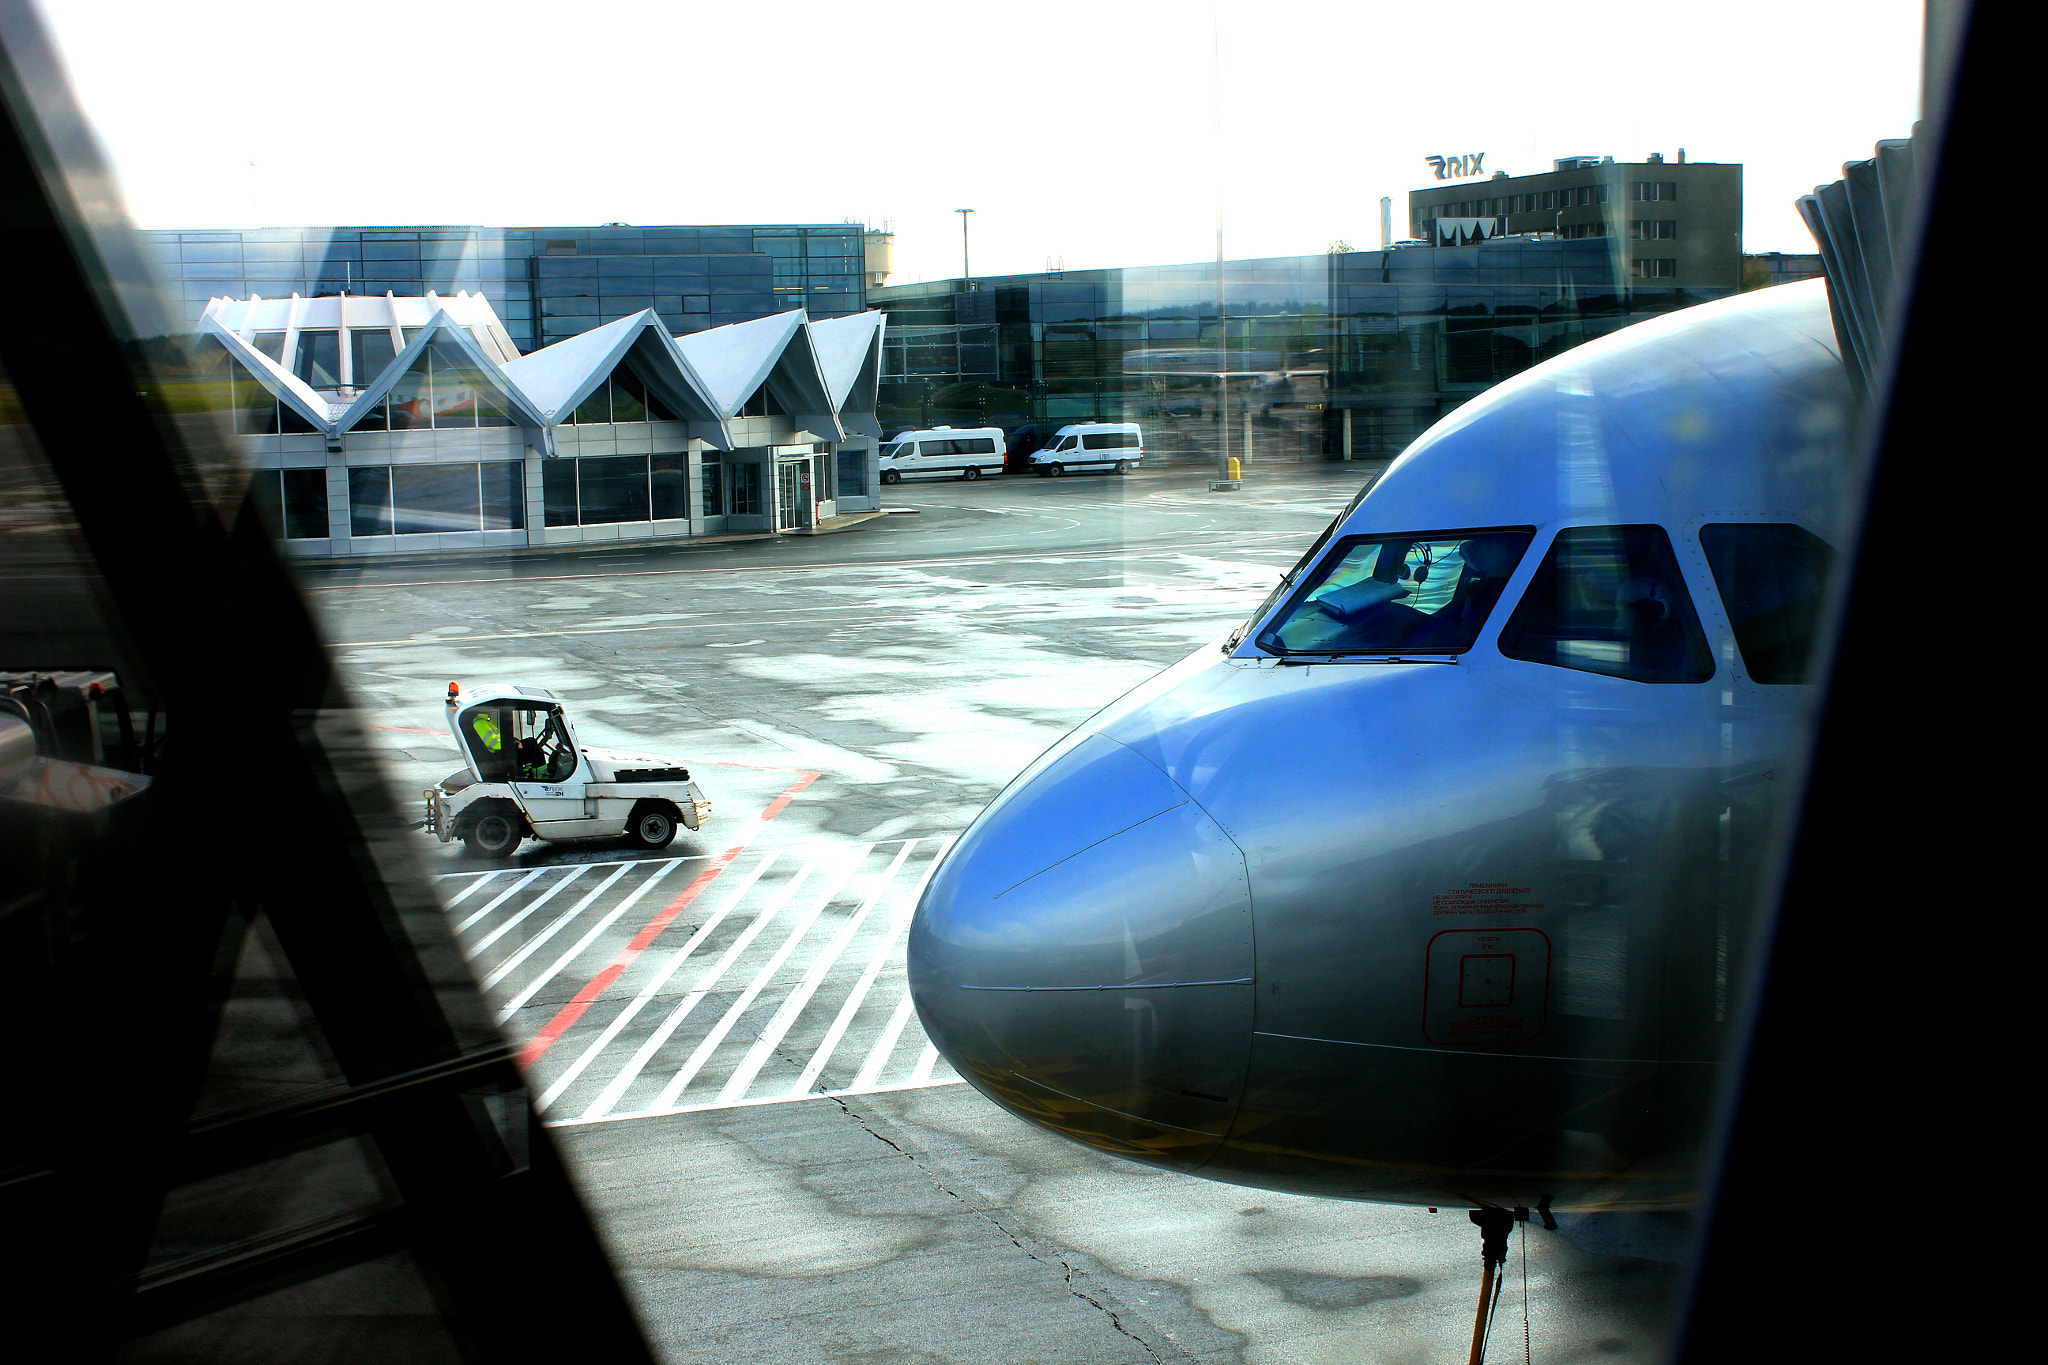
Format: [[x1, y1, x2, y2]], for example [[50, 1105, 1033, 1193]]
[[1426, 153, 1486, 180]]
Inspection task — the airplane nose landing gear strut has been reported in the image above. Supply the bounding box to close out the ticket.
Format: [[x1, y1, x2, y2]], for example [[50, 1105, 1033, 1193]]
[[1466, 1203, 1540, 1364]]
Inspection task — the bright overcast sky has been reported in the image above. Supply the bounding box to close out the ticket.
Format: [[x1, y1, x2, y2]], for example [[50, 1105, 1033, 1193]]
[[40, 0, 1922, 283]]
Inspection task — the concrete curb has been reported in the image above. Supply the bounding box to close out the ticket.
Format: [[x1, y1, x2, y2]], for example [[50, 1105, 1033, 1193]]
[[297, 510, 891, 577]]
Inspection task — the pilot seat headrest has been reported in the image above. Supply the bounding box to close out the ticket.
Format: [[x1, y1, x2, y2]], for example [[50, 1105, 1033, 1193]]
[[1459, 533, 1524, 578]]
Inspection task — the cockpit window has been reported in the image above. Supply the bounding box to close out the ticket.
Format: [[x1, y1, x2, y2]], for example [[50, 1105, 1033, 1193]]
[[1498, 525, 1714, 683], [1699, 523, 1834, 684], [1254, 528, 1534, 655]]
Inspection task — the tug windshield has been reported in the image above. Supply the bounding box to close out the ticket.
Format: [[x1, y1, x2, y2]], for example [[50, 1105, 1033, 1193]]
[[509, 705, 578, 782], [1255, 529, 1533, 655]]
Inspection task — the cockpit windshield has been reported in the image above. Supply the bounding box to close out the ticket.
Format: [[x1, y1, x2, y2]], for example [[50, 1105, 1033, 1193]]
[[1255, 529, 1533, 655]]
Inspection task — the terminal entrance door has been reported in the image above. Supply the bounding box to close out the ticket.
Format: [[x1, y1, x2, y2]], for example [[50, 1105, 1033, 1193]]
[[777, 460, 809, 530]]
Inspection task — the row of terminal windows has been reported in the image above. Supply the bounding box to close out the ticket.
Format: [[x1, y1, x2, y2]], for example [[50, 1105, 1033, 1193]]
[[350, 463, 526, 536], [542, 454, 690, 526], [1256, 522, 1830, 685], [246, 461, 529, 539], [254, 450, 874, 539]]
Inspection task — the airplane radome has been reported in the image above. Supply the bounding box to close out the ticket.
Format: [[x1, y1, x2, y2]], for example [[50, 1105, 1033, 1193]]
[[907, 279, 1852, 1212]]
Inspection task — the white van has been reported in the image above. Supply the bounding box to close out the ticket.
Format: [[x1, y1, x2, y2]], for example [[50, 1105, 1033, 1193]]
[[878, 427, 1007, 484], [1029, 423, 1144, 477]]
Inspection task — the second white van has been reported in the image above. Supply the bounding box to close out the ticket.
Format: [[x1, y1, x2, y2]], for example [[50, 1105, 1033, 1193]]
[[1029, 423, 1145, 477], [878, 427, 1007, 484]]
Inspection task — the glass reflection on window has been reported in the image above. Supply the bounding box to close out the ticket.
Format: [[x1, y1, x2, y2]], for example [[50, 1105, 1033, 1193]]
[[1499, 525, 1714, 683], [1699, 523, 1834, 685], [1258, 530, 1532, 655]]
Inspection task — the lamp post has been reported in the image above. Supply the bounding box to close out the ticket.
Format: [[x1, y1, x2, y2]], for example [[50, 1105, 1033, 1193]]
[[956, 209, 974, 279]]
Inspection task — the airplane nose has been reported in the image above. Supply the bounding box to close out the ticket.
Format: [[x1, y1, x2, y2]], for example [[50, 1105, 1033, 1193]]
[[908, 734, 1253, 1170]]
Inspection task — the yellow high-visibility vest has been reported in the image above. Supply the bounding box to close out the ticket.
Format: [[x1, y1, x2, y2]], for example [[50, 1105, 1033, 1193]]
[[470, 710, 502, 751]]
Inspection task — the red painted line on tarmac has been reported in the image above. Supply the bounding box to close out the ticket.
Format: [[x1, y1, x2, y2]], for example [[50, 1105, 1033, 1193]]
[[371, 725, 446, 736], [515, 769, 822, 1069]]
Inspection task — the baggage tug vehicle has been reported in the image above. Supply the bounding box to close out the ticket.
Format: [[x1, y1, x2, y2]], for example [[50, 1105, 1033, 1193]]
[[423, 682, 711, 857]]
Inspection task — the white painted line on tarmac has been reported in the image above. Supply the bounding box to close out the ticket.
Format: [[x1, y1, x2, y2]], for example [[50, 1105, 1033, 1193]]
[[785, 840, 921, 1097], [469, 863, 590, 954], [716, 841, 902, 1105], [787, 836, 952, 1099], [577, 854, 814, 1120], [910, 1044, 940, 1087], [455, 867, 546, 933], [655, 846, 871, 1110], [853, 987, 920, 1093], [478, 862, 631, 991], [494, 857, 690, 1019], [535, 851, 780, 1112], [546, 1076, 968, 1128], [310, 531, 1316, 599], [444, 870, 501, 906]]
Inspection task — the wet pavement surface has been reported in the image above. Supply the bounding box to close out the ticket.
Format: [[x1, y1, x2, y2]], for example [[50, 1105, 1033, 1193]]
[[307, 460, 1686, 1364]]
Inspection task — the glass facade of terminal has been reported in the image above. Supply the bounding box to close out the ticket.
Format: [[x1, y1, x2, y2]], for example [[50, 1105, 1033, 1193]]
[[873, 239, 1733, 462], [140, 223, 870, 353]]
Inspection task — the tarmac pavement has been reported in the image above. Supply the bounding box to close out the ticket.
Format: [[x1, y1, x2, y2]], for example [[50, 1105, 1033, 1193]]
[[307, 460, 1689, 1364]]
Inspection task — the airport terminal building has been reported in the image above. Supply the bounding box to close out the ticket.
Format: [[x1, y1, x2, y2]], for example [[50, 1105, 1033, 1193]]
[[196, 291, 885, 558], [872, 237, 1735, 463], [143, 223, 884, 354], [1408, 152, 1744, 288]]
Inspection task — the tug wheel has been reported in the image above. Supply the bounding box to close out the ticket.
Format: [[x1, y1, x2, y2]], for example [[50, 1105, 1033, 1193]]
[[463, 801, 524, 857], [626, 801, 679, 850]]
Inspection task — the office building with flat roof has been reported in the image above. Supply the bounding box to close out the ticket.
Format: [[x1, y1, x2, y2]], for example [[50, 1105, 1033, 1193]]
[[1409, 153, 1742, 290], [141, 223, 872, 354], [871, 238, 1732, 464]]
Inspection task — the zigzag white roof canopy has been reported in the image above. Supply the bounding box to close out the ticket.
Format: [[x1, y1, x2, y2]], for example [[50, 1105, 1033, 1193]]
[[808, 311, 886, 438], [197, 295, 885, 451]]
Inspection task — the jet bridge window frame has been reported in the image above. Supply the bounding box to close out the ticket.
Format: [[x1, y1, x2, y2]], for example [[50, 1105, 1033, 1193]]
[[1249, 524, 1536, 659]]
